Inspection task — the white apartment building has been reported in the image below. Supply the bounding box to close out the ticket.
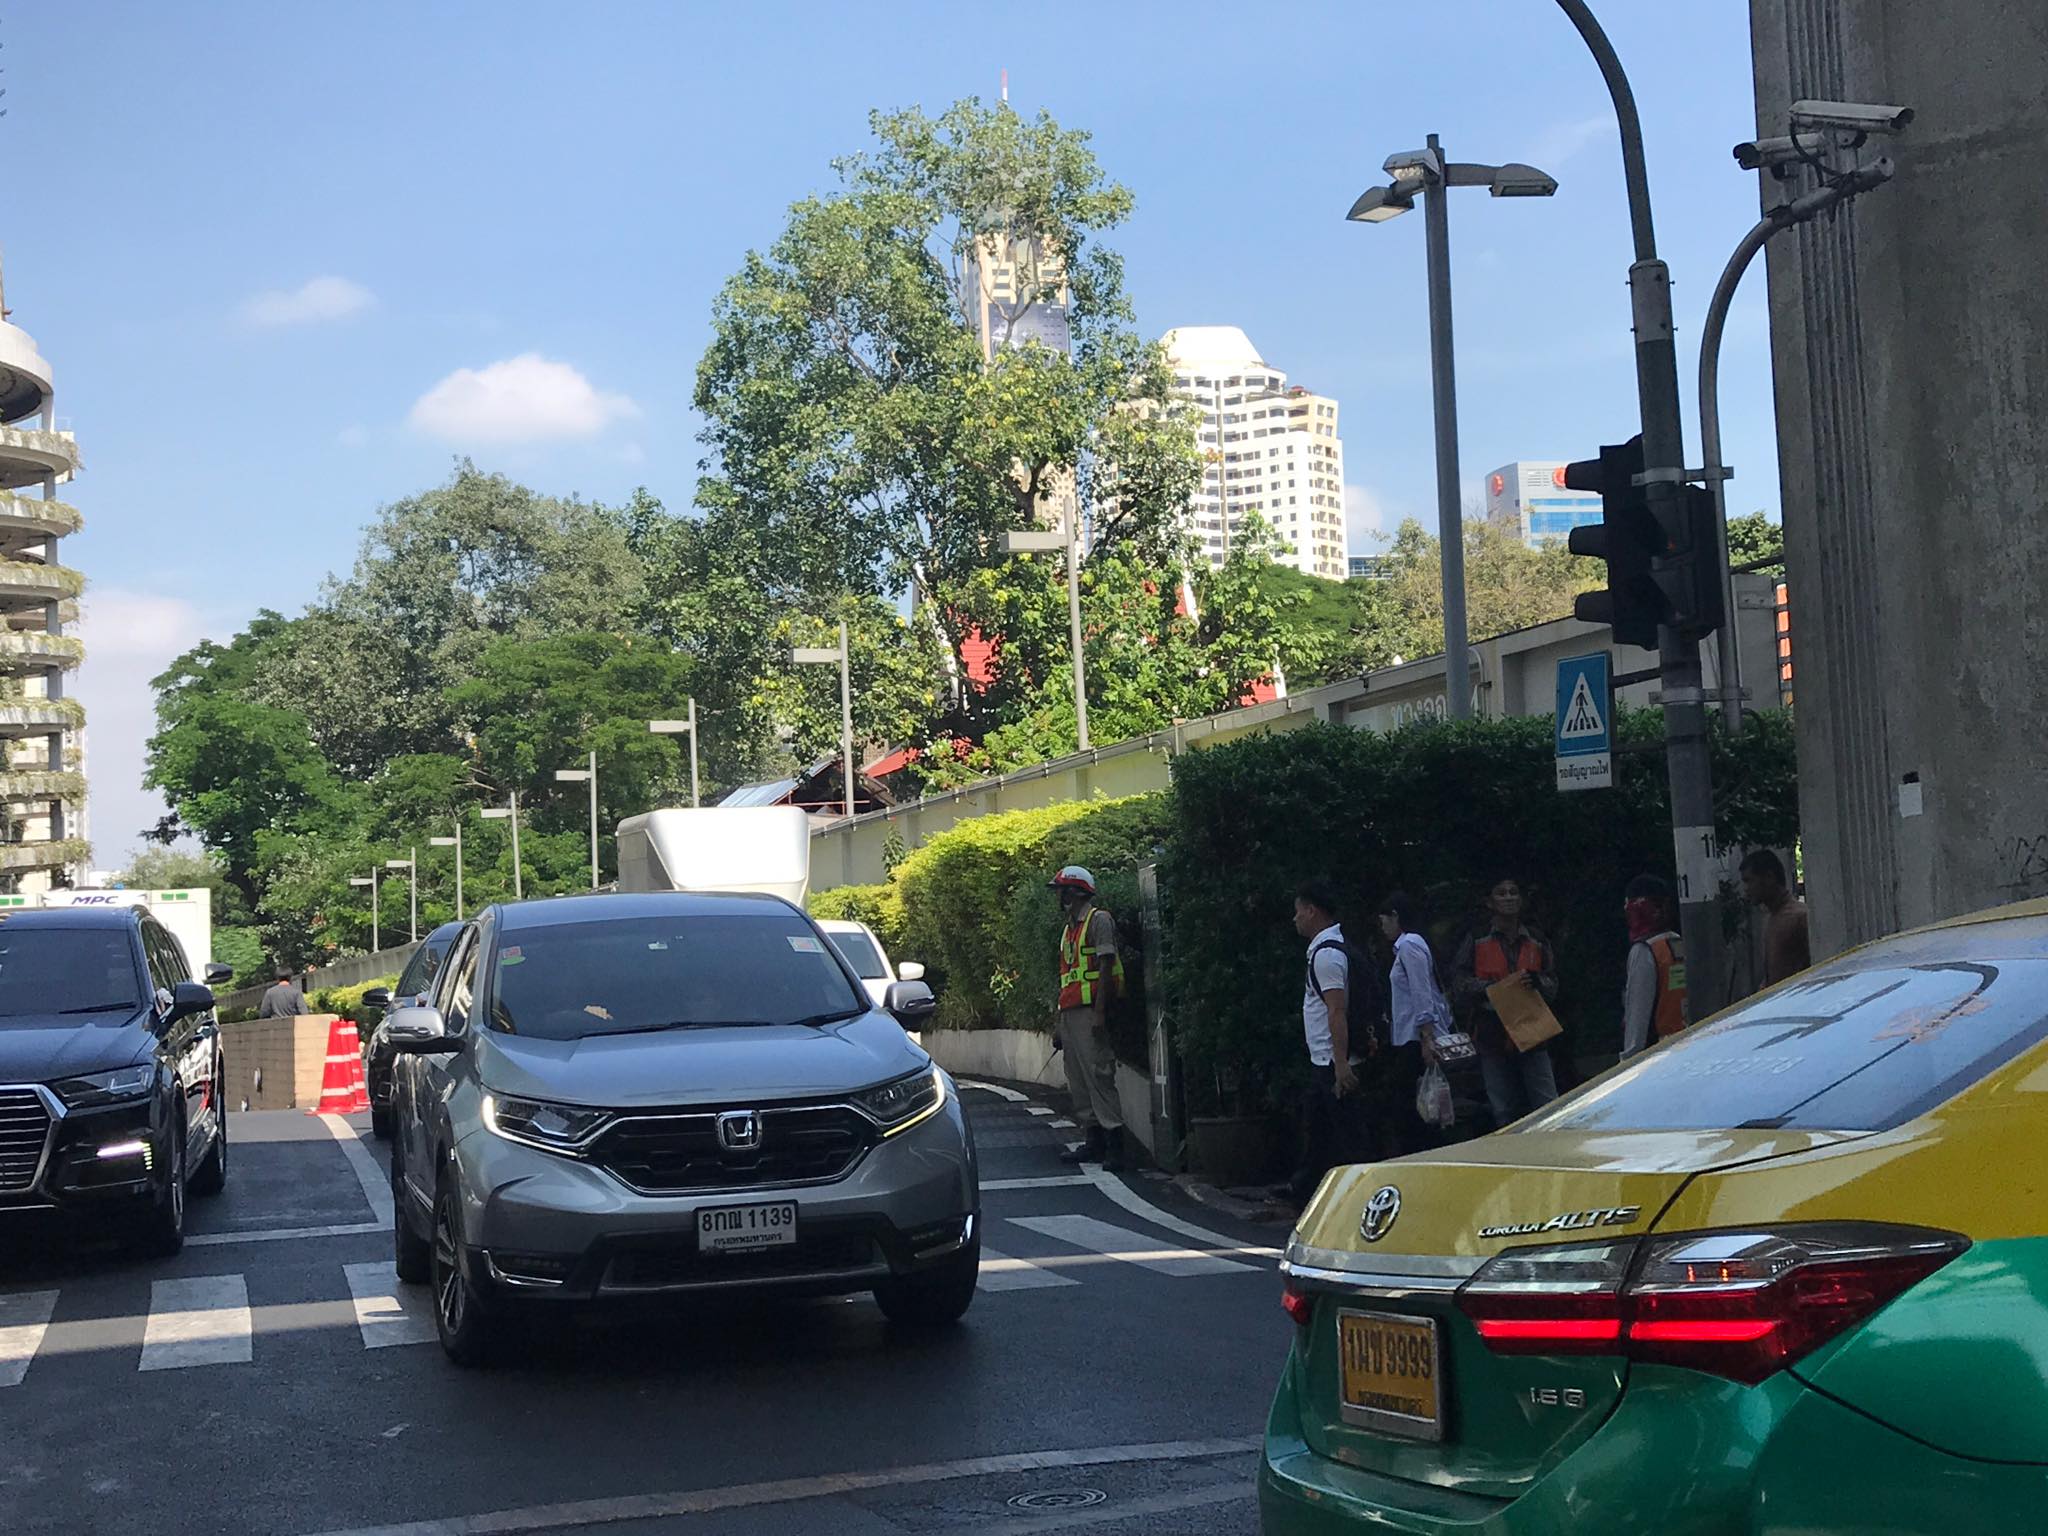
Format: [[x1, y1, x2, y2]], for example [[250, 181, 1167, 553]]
[[1161, 326, 1348, 581]]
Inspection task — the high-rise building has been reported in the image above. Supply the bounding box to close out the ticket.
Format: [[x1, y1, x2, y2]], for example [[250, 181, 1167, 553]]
[[965, 232, 1072, 364], [1484, 461, 1603, 546], [0, 258, 87, 888], [1349, 555, 1394, 582], [1162, 326, 1348, 581]]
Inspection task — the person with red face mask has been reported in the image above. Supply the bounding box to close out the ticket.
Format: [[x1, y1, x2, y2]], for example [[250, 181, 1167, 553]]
[[1621, 874, 1687, 1059]]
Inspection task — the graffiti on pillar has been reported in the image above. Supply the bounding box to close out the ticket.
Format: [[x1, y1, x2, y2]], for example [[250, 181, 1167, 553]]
[[1992, 833, 2048, 895]]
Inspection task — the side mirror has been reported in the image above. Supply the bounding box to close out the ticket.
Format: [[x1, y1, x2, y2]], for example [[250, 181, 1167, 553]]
[[896, 961, 926, 983], [884, 979, 937, 1028], [384, 1005, 461, 1055], [362, 987, 392, 1010], [203, 963, 235, 988], [166, 981, 216, 1023]]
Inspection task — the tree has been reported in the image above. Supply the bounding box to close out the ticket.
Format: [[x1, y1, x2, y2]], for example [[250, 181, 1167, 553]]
[[1373, 517, 1602, 659], [1724, 510, 1785, 580]]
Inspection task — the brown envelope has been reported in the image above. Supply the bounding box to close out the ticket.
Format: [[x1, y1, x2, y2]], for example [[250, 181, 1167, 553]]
[[1487, 976, 1563, 1053]]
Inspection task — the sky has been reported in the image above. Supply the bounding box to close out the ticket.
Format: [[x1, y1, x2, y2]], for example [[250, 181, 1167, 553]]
[[2, 1, 1779, 870]]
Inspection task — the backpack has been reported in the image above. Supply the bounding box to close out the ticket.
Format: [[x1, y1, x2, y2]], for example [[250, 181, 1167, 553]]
[[1306, 929, 1389, 1057]]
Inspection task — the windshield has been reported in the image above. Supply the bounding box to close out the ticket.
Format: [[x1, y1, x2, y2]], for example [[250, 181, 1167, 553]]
[[486, 911, 866, 1040], [0, 929, 143, 1019], [1519, 921, 2048, 1134], [825, 929, 887, 979]]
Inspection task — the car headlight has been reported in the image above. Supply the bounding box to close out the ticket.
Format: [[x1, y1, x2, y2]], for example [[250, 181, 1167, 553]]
[[52, 1064, 156, 1109], [854, 1067, 945, 1136], [480, 1094, 611, 1154]]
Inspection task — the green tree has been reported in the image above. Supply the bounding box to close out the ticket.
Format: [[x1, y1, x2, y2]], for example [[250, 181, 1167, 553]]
[[1373, 517, 1602, 659], [1724, 510, 1785, 580]]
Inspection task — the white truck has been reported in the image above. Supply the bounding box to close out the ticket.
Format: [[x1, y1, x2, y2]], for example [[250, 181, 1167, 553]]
[[614, 806, 812, 905], [0, 887, 214, 970]]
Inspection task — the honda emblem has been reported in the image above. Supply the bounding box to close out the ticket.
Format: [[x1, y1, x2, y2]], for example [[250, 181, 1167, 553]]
[[716, 1110, 761, 1152]]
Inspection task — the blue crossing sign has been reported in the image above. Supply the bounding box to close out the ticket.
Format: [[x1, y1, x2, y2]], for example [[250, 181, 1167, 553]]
[[1555, 652, 1613, 791]]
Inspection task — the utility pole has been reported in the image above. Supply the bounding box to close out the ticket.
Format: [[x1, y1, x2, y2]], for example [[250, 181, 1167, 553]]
[[837, 620, 856, 818], [431, 824, 463, 920], [1555, 0, 1724, 1016], [1420, 133, 1473, 719]]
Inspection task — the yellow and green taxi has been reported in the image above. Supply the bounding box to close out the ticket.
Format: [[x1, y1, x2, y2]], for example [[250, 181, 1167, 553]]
[[1262, 900, 2048, 1533]]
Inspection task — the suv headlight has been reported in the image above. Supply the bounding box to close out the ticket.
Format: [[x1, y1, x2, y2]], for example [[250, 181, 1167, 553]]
[[854, 1067, 945, 1136], [52, 1064, 156, 1108], [481, 1094, 611, 1154]]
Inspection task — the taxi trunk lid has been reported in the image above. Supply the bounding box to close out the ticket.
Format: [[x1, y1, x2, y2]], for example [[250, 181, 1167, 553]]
[[1283, 1128, 1858, 1498]]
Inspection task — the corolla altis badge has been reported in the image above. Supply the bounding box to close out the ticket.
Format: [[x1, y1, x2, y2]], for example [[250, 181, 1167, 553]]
[[1359, 1185, 1401, 1243], [1478, 1205, 1642, 1241]]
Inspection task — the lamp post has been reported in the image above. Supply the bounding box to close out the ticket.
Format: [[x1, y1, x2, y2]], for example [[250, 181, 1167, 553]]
[[430, 825, 463, 920], [348, 874, 379, 953], [648, 697, 701, 808], [1347, 140, 1558, 720], [794, 623, 856, 820], [384, 852, 417, 942], [1000, 504, 1090, 749], [481, 792, 522, 900], [554, 752, 600, 889]]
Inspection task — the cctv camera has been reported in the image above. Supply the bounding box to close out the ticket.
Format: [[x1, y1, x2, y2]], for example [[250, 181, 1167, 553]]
[[1733, 132, 1831, 172], [1787, 99, 1914, 136]]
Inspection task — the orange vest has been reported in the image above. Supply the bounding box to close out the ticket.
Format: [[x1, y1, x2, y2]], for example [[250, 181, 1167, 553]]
[[1058, 912, 1125, 1010], [1472, 933, 1545, 987], [1648, 935, 1689, 1037]]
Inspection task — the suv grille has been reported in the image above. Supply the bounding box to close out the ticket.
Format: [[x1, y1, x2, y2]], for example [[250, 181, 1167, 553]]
[[591, 1104, 874, 1194], [0, 1088, 53, 1194]]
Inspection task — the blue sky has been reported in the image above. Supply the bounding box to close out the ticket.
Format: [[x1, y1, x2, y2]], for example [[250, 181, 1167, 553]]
[[5, 1, 1775, 866]]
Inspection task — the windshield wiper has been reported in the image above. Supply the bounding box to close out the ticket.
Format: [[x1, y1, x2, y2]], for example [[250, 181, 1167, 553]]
[[787, 1007, 869, 1029], [58, 1001, 140, 1015]]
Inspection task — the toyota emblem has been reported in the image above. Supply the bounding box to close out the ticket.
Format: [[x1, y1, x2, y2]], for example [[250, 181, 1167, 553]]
[[1360, 1185, 1401, 1243]]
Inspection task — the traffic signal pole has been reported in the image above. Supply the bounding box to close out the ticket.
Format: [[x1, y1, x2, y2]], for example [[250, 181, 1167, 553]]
[[1556, 0, 1727, 1018]]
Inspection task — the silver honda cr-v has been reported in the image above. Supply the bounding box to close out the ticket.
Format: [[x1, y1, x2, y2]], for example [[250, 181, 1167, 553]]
[[382, 891, 977, 1365]]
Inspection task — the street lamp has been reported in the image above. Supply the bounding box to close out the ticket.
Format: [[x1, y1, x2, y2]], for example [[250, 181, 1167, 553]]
[[554, 751, 600, 890], [1346, 137, 1558, 720], [430, 827, 463, 920], [793, 623, 856, 820], [648, 697, 701, 808], [1001, 508, 1090, 750], [481, 792, 522, 900], [384, 852, 418, 943], [348, 874, 379, 953]]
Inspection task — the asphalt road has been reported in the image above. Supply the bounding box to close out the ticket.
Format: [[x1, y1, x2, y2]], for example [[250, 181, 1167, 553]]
[[0, 1082, 1290, 1535]]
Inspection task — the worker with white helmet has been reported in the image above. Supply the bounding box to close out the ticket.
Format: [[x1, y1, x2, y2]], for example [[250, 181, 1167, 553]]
[[1050, 865, 1128, 1171]]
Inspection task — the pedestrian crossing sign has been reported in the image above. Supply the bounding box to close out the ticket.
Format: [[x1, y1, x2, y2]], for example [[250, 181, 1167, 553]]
[[1555, 652, 1613, 791]]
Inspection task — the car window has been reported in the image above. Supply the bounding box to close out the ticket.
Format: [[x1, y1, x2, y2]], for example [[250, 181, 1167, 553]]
[[141, 924, 179, 997], [825, 929, 887, 979], [0, 928, 146, 1018], [155, 926, 192, 986], [437, 931, 480, 1034], [395, 938, 447, 999], [486, 911, 866, 1040], [1519, 919, 2048, 1134]]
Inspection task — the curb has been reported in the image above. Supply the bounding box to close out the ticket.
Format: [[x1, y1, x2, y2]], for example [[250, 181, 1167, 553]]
[[1174, 1175, 1296, 1227]]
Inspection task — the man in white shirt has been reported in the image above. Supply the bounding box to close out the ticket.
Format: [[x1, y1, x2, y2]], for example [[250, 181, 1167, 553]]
[[1288, 881, 1364, 1205]]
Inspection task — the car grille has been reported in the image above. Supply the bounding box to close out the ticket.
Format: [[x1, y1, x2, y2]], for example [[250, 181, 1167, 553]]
[[604, 1230, 880, 1290], [591, 1104, 875, 1194], [0, 1087, 53, 1194]]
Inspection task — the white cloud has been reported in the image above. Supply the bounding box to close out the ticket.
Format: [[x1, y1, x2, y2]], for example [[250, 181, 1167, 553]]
[[74, 591, 216, 869], [337, 424, 369, 448], [407, 353, 641, 444], [241, 276, 376, 328], [1345, 484, 1390, 550], [1530, 113, 1614, 169]]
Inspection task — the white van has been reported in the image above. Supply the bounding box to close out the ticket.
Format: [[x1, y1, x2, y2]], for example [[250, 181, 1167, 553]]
[[614, 806, 812, 904]]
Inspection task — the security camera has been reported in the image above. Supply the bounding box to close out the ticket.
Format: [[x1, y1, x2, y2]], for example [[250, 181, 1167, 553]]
[[1788, 99, 1915, 136], [1733, 132, 1831, 172]]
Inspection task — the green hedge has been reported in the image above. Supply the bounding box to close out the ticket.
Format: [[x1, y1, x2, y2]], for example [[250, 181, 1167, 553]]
[[1160, 709, 1800, 1110], [809, 883, 906, 955], [311, 974, 401, 1025]]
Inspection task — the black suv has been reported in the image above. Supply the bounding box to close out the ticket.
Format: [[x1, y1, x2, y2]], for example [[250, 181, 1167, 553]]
[[361, 920, 462, 1140], [0, 907, 232, 1253]]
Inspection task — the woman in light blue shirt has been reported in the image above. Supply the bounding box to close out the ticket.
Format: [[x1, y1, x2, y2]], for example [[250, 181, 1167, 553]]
[[1379, 892, 1453, 1149]]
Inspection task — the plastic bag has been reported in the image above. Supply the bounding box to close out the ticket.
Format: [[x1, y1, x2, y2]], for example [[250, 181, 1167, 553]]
[[1417, 1064, 1456, 1130]]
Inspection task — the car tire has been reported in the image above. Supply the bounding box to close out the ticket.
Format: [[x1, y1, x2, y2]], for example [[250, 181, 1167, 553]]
[[873, 1234, 979, 1328], [133, 1119, 187, 1258], [392, 1140, 430, 1285], [370, 1102, 393, 1141], [190, 1081, 228, 1197], [431, 1172, 503, 1367]]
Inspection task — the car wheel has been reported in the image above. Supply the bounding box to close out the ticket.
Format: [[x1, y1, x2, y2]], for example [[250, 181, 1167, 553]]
[[190, 1081, 228, 1197], [431, 1173, 503, 1366], [873, 1233, 979, 1328], [134, 1119, 187, 1258], [391, 1139, 430, 1284], [370, 1102, 393, 1141]]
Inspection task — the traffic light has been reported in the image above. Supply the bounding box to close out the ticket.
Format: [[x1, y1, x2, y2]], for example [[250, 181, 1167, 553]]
[[1565, 435, 1726, 649]]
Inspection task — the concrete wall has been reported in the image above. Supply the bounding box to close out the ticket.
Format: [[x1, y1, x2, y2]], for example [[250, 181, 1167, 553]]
[[1751, 0, 2048, 956], [223, 1014, 337, 1111], [917, 1026, 1156, 1158]]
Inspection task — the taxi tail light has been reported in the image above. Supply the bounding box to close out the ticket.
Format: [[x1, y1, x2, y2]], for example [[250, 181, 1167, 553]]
[[1281, 1282, 1316, 1329], [1459, 1224, 1967, 1383]]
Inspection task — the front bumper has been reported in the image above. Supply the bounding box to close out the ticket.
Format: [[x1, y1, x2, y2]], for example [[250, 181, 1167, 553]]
[[0, 1087, 164, 1214], [446, 1086, 978, 1301]]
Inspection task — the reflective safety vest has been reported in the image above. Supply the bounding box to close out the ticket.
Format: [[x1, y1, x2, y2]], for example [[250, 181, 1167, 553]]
[[1472, 933, 1546, 990], [1058, 911, 1125, 1010], [1649, 935, 1689, 1037]]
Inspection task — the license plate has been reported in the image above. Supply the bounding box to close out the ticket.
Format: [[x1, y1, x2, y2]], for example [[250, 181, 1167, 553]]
[[697, 1201, 798, 1253], [1337, 1309, 1445, 1440]]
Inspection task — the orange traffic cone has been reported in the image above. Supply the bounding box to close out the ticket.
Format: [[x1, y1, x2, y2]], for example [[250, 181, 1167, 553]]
[[313, 1017, 370, 1115]]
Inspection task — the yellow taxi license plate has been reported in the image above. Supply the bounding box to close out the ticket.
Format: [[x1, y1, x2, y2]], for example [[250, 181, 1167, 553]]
[[1337, 1309, 1444, 1440]]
